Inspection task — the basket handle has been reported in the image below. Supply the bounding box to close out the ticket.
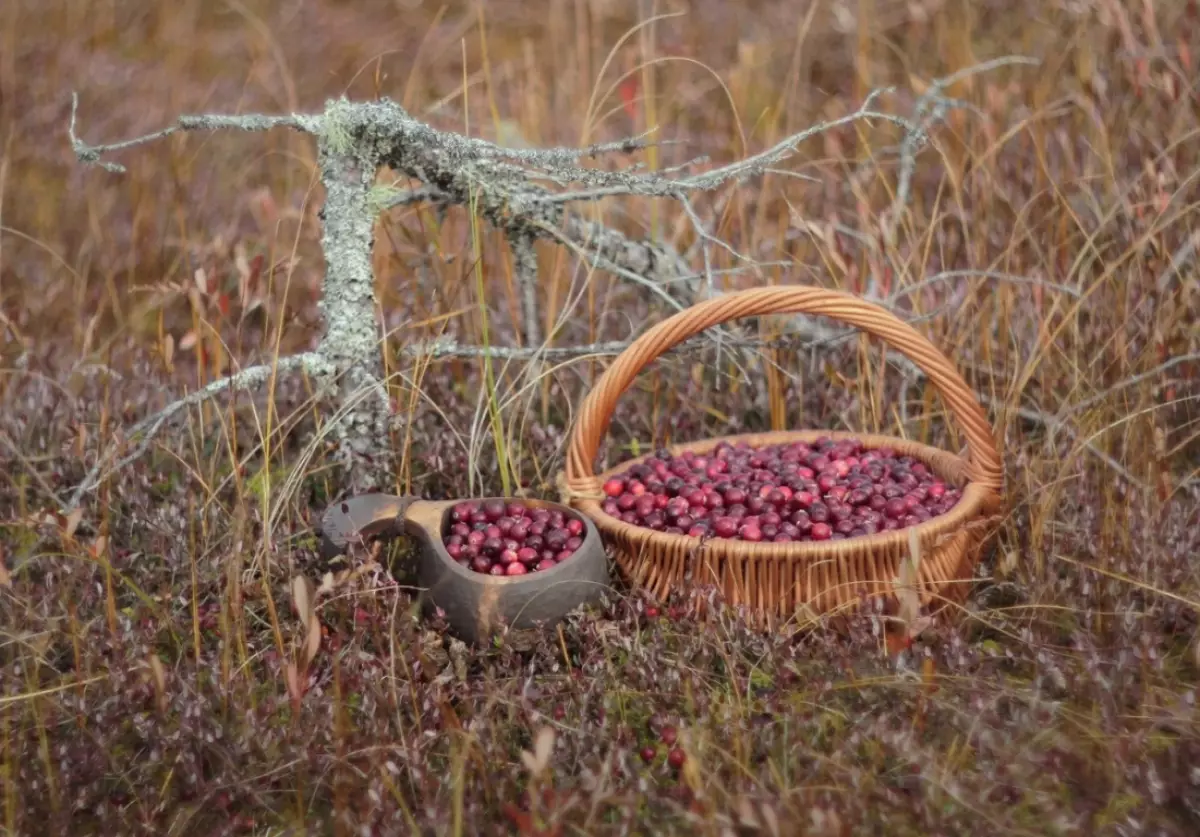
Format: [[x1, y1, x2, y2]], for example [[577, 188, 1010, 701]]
[[564, 286, 1003, 498]]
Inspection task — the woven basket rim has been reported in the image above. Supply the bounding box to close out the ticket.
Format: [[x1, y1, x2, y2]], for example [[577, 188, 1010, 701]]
[[572, 429, 1001, 562]]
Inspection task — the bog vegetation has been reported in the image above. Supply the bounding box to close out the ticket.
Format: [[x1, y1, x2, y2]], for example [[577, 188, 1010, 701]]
[[0, 1, 1198, 835]]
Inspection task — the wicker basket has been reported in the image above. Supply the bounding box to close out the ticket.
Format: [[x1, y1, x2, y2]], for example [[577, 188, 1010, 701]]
[[558, 286, 1004, 624]]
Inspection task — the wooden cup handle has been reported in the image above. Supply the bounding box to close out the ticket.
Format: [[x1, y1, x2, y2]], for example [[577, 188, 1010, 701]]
[[318, 494, 421, 560]]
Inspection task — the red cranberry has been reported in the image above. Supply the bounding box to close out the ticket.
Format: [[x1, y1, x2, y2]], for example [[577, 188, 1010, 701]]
[[724, 487, 747, 505], [597, 440, 955, 545], [667, 748, 686, 769], [713, 517, 739, 538], [505, 562, 528, 576]]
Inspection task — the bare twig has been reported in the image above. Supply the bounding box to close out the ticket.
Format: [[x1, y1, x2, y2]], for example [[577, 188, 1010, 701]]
[[990, 397, 1149, 489], [65, 353, 319, 509], [68, 92, 312, 173], [886, 269, 1084, 304], [885, 56, 1040, 242]]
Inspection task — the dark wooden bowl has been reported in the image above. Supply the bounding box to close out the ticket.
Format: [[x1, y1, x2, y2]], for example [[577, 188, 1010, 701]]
[[318, 494, 612, 644]]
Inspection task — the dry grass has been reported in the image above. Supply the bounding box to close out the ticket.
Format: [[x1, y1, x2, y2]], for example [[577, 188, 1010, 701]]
[[1, 0, 1199, 834]]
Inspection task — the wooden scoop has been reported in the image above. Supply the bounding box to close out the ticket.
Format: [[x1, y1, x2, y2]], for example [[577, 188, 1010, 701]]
[[318, 494, 612, 644]]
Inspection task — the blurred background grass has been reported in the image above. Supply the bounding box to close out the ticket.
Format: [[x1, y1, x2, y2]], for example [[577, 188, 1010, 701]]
[[1, 1, 1199, 835]]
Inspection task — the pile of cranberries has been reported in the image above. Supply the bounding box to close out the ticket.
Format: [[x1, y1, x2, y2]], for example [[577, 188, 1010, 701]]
[[599, 437, 961, 543], [442, 500, 586, 577]]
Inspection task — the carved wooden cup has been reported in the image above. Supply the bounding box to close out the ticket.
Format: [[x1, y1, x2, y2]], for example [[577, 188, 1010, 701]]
[[319, 494, 612, 644]]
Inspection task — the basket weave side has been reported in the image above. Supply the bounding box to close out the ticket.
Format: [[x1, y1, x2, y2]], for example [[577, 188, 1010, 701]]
[[564, 286, 1003, 501], [574, 430, 996, 620]]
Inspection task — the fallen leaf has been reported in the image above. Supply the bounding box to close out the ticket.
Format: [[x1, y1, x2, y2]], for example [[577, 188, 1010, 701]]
[[147, 654, 167, 712], [760, 801, 781, 837], [521, 726, 556, 776], [291, 575, 315, 626], [64, 507, 83, 538], [0, 544, 11, 587], [736, 798, 760, 830], [302, 612, 322, 670]]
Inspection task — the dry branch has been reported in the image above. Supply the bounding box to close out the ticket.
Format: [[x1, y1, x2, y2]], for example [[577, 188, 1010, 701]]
[[64, 57, 1031, 509]]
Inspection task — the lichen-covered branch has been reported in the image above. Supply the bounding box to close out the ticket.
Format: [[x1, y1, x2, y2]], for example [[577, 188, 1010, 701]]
[[67, 93, 314, 174], [508, 228, 542, 349], [65, 58, 1033, 508], [65, 353, 319, 509], [312, 127, 392, 487]]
